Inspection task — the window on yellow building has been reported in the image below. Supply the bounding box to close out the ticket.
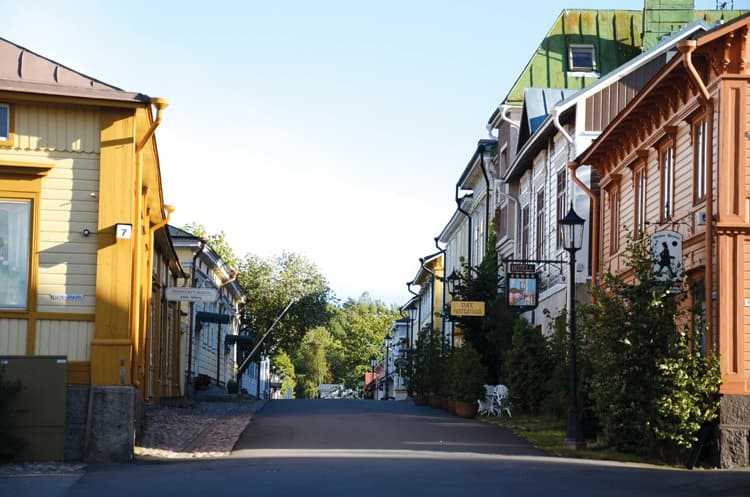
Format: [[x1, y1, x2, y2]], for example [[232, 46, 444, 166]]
[[0, 104, 10, 146], [0, 199, 31, 309]]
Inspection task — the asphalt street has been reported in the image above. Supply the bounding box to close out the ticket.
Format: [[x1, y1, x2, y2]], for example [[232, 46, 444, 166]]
[[3, 399, 750, 497]]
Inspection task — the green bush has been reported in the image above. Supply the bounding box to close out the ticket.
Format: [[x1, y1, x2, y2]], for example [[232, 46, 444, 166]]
[[581, 235, 720, 456], [447, 343, 487, 403], [504, 317, 551, 415]]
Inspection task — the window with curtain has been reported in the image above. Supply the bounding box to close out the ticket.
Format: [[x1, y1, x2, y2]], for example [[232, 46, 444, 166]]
[[0, 199, 31, 309], [660, 141, 675, 222], [634, 166, 646, 235], [693, 118, 707, 203], [535, 190, 545, 258], [521, 205, 530, 260], [609, 187, 620, 254]]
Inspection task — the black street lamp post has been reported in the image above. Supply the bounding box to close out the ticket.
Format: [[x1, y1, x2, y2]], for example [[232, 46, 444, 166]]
[[384, 334, 393, 400], [559, 203, 586, 450], [370, 356, 376, 400]]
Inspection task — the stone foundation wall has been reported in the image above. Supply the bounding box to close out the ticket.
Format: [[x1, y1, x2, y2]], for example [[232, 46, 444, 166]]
[[65, 385, 90, 460], [719, 394, 750, 468], [83, 386, 136, 463]]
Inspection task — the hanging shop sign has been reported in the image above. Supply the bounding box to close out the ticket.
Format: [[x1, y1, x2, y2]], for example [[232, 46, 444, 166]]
[[651, 230, 683, 282], [506, 262, 539, 310], [450, 300, 486, 317]]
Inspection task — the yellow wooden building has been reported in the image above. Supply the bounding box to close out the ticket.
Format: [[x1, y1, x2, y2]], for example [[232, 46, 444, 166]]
[[0, 37, 181, 461]]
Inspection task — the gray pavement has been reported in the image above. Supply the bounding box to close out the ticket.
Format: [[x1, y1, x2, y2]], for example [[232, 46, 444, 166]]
[[2, 399, 750, 497]]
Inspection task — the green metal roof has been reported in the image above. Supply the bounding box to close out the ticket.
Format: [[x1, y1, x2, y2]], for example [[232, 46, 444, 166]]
[[502, 6, 747, 107]]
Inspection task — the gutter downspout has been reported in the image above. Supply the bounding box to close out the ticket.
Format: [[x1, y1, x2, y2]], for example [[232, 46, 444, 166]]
[[553, 106, 599, 287], [434, 238, 447, 347], [455, 185, 473, 268], [500, 104, 521, 129], [478, 145, 491, 256], [217, 268, 239, 385], [136, 98, 169, 153], [130, 97, 168, 391], [186, 239, 206, 397], [145, 204, 175, 402], [680, 40, 714, 351], [406, 281, 419, 396], [567, 160, 599, 287]]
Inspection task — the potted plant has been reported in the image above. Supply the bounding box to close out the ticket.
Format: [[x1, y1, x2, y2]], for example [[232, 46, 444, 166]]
[[448, 344, 487, 418]]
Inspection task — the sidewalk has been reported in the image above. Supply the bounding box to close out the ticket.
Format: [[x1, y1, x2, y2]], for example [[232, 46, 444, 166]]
[[0, 397, 267, 497]]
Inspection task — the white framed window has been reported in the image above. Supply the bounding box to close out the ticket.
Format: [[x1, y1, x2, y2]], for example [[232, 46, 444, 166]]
[[0, 104, 10, 146], [0, 199, 31, 309], [569, 44, 596, 71]]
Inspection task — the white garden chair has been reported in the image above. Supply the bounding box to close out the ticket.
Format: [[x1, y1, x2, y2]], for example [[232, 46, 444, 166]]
[[492, 384, 512, 418]]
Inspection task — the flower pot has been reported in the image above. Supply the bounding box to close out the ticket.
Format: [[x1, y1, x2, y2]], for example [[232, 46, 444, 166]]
[[428, 394, 442, 408], [454, 400, 477, 418], [447, 398, 456, 415], [412, 394, 428, 406]]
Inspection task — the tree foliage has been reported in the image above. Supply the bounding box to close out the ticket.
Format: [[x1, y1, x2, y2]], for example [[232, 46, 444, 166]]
[[181, 222, 239, 269], [447, 231, 515, 383], [504, 317, 551, 415], [581, 235, 720, 455], [237, 252, 332, 355]]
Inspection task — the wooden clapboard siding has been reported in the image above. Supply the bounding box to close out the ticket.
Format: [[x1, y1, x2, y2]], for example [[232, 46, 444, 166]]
[[745, 239, 750, 376], [67, 360, 90, 384], [11, 104, 100, 153], [35, 319, 94, 360], [0, 318, 27, 355]]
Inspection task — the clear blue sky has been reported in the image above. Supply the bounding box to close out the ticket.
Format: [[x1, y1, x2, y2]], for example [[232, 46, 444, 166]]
[[2, 1, 741, 305]]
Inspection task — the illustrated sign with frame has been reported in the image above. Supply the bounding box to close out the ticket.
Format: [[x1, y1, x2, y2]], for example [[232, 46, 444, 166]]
[[506, 262, 539, 310]]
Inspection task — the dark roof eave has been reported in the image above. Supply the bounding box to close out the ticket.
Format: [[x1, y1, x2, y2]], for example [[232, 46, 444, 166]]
[[0, 79, 150, 105]]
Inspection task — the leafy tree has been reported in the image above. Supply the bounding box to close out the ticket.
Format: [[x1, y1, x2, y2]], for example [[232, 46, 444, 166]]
[[272, 350, 297, 398], [446, 231, 515, 383], [237, 252, 332, 355], [293, 327, 334, 398], [581, 235, 720, 456], [333, 294, 401, 388], [181, 222, 239, 269]]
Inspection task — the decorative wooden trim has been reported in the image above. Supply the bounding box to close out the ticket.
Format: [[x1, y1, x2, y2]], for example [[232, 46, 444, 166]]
[[0, 159, 53, 177], [35, 313, 95, 322]]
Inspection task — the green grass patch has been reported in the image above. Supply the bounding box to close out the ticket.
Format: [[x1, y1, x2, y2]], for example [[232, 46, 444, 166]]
[[477, 414, 667, 466]]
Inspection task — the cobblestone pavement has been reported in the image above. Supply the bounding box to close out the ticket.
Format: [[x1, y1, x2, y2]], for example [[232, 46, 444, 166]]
[[135, 399, 267, 459], [0, 398, 266, 476]]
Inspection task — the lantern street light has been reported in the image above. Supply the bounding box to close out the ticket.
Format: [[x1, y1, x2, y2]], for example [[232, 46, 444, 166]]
[[559, 202, 586, 450], [384, 334, 393, 400], [370, 356, 377, 400]]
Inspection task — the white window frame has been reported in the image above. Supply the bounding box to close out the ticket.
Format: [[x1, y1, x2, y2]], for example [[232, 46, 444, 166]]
[[0, 199, 32, 310], [569, 44, 596, 71]]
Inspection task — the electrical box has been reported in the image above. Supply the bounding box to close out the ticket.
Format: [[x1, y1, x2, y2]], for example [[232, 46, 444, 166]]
[[0, 356, 68, 460]]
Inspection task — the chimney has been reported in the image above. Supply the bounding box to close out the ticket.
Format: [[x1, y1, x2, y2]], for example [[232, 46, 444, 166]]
[[642, 0, 695, 50]]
